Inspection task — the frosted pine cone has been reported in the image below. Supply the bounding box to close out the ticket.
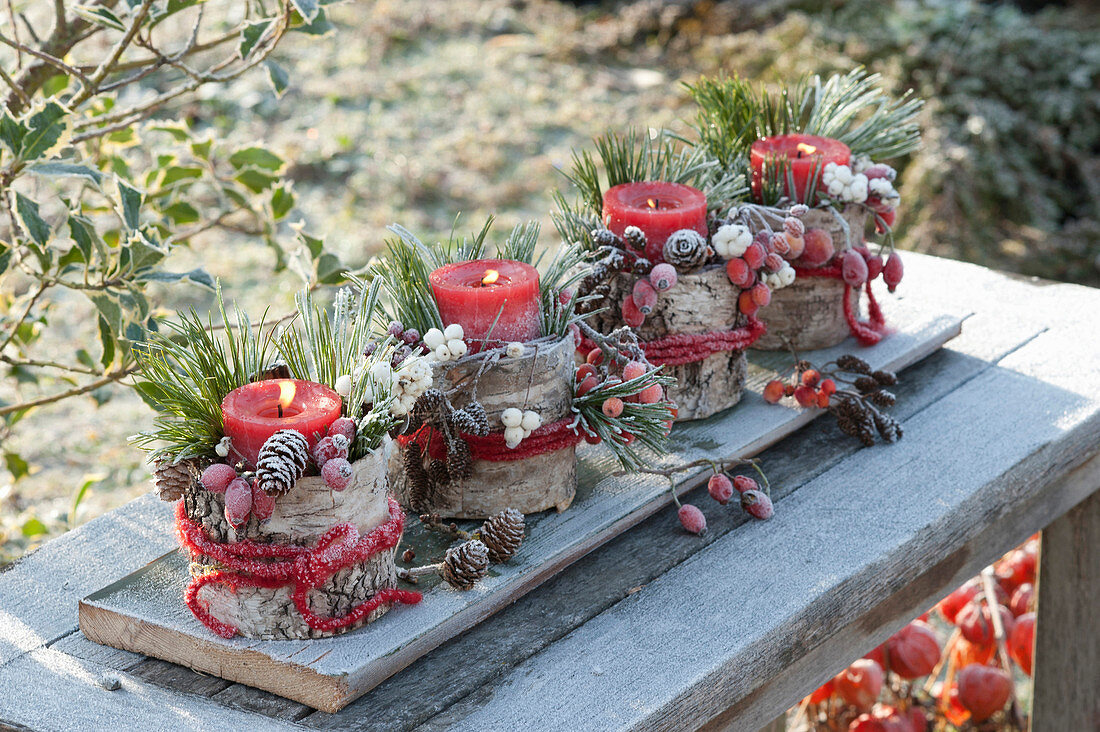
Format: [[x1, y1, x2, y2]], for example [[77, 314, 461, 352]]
[[450, 401, 490, 437], [622, 226, 647, 252], [479, 508, 525, 563], [255, 429, 309, 497], [404, 443, 433, 513], [426, 458, 451, 486], [153, 457, 198, 501], [446, 435, 473, 481], [412, 389, 451, 424], [662, 229, 711, 273], [441, 539, 490, 590]]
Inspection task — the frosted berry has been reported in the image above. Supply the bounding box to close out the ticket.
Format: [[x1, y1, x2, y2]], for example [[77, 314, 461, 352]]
[[621, 295, 645, 328], [576, 363, 597, 382], [623, 360, 647, 382], [801, 369, 820, 387], [738, 289, 760, 317], [957, 664, 1012, 722], [443, 323, 465, 341], [726, 258, 755, 289], [387, 321, 405, 338], [311, 434, 350, 467], [251, 480, 276, 522], [816, 391, 830, 408], [785, 234, 805, 259], [707, 474, 734, 505], [883, 252, 904, 292], [876, 208, 897, 233], [649, 263, 678, 292], [886, 620, 940, 679], [769, 232, 790, 256], [732, 475, 757, 494], [793, 385, 818, 408], [201, 463, 238, 494], [742, 241, 766, 270], [740, 489, 774, 520], [956, 599, 1014, 646], [586, 348, 604, 365], [632, 279, 659, 315], [328, 417, 357, 443], [678, 504, 707, 535], [937, 578, 981, 624], [834, 659, 883, 710], [402, 328, 421, 344], [224, 478, 252, 528], [577, 374, 599, 396], [842, 249, 869, 286], [750, 282, 771, 307], [602, 397, 624, 418], [763, 379, 785, 403], [639, 383, 664, 404], [322, 457, 354, 491], [799, 228, 835, 266], [820, 378, 836, 395], [763, 252, 785, 272], [1009, 612, 1036, 676], [1009, 582, 1035, 617], [783, 216, 805, 238], [866, 255, 884, 280]]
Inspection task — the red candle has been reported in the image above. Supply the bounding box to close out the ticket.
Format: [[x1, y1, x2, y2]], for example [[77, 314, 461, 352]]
[[221, 379, 342, 468], [429, 259, 541, 350], [750, 134, 850, 204], [602, 182, 708, 264]]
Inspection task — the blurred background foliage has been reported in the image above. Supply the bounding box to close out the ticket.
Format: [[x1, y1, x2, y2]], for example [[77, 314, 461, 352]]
[[1, 0, 1097, 561]]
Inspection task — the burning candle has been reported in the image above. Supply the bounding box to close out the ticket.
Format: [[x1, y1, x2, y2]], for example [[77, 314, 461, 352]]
[[429, 258, 541, 350], [750, 134, 851, 204], [602, 182, 708, 264], [221, 379, 342, 468]]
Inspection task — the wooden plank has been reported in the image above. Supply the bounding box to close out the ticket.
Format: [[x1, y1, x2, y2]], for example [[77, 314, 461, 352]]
[[0, 647, 301, 731], [414, 316, 1100, 731], [1031, 489, 1100, 731], [76, 304, 963, 713]]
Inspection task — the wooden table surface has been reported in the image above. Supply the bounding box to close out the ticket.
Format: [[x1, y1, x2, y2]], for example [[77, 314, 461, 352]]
[[2, 252, 1098, 732]]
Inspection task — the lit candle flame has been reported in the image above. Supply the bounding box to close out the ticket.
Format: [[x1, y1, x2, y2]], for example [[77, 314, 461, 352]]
[[277, 380, 296, 418], [482, 269, 500, 286], [647, 198, 659, 209], [796, 142, 818, 157]]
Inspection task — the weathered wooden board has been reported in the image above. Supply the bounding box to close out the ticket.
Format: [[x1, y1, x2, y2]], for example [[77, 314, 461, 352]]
[[77, 295, 963, 713]]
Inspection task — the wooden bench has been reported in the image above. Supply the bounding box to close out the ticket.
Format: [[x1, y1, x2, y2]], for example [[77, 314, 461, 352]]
[[1, 252, 1097, 731]]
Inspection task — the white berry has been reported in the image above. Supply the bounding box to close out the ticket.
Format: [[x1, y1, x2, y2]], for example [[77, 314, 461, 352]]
[[215, 436, 231, 457], [423, 328, 446, 350], [369, 361, 392, 382], [447, 339, 468, 359], [503, 426, 525, 448], [501, 407, 523, 428], [443, 323, 465, 341], [390, 400, 409, 417], [434, 344, 453, 361], [712, 224, 751, 259], [778, 265, 796, 287], [334, 374, 353, 397], [520, 410, 542, 432], [505, 342, 525, 358]]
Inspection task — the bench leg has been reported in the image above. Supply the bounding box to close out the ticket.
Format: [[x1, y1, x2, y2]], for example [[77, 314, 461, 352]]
[[1031, 488, 1100, 731]]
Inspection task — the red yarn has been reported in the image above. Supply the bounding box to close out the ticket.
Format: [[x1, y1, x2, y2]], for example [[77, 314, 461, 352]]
[[793, 265, 890, 346], [397, 419, 583, 463], [176, 498, 421, 638], [577, 316, 765, 367]]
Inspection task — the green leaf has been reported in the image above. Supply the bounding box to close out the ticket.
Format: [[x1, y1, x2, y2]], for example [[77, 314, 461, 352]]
[[239, 19, 274, 59], [1, 405, 34, 428], [290, 0, 320, 21], [137, 267, 214, 289], [234, 168, 280, 192], [14, 193, 51, 246], [70, 473, 106, 528], [97, 314, 116, 368], [0, 114, 26, 155], [264, 236, 287, 272], [72, 5, 126, 31], [76, 348, 96, 369], [5, 452, 30, 481], [41, 74, 70, 97], [28, 161, 104, 185], [21, 517, 48, 537], [315, 252, 345, 285], [298, 229, 324, 259], [0, 241, 11, 274], [190, 137, 213, 160], [88, 292, 123, 332], [68, 215, 102, 265], [291, 7, 333, 35], [117, 179, 143, 229], [149, 0, 204, 29], [19, 101, 70, 160], [265, 60, 290, 98], [228, 146, 284, 172], [162, 201, 200, 224], [271, 183, 295, 219], [148, 120, 191, 141]]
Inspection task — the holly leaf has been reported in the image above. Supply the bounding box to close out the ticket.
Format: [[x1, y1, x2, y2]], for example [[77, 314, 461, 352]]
[[0, 114, 26, 155], [162, 201, 200, 224], [0, 241, 11, 275], [14, 193, 51, 246], [315, 252, 345, 285], [72, 5, 126, 31], [5, 452, 30, 482], [19, 101, 70, 161], [291, 7, 333, 36], [234, 168, 280, 192], [29, 161, 104, 185], [116, 179, 143, 230], [290, 0, 320, 21], [239, 19, 274, 59], [271, 183, 295, 220], [97, 314, 116, 368], [265, 60, 290, 98], [137, 267, 214, 289], [228, 146, 284, 172]]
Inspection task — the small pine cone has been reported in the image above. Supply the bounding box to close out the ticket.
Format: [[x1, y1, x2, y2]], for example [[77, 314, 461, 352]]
[[631, 257, 653, 276], [153, 457, 198, 501], [622, 226, 647, 252], [867, 389, 896, 408], [446, 436, 473, 481], [857, 412, 877, 447], [592, 228, 622, 249], [450, 402, 490, 437], [872, 411, 903, 443], [835, 412, 861, 439], [662, 230, 710, 273], [854, 376, 880, 393], [426, 458, 451, 486], [412, 389, 450, 424], [836, 354, 872, 374], [479, 508, 525, 563], [255, 430, 309, 497], [404, 443, 432, 513], [440, 539, 490, 590], [872, 369, 898, 386]]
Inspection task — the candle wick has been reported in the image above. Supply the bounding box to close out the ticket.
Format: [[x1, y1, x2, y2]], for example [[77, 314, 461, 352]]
[[797, 151, 803, 159], [278, 403, 284, 418]]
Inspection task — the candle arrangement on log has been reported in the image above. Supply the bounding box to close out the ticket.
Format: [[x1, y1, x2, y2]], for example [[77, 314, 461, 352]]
[[554, 129, 782, 421], [370, 221, 676, 519], [686, 69, 922, 351]]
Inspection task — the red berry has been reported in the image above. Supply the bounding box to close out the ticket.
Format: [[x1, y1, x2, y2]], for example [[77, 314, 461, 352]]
[[801, 369, 820, 387], [601, 397, 624, 418], [321, 457, 353, 491], [886, 620, 941, 679], [725, 258, 754, 288], [224, 478, 252, 529], [639, 383, 664, 404], [707, 474, 734, 505], [937, 578, 981, 624], [327, 417, 357, 443], [769, 232, 790, 256], [956, 664, 1012, 722], [1009, 582, 1034, 617], [201, 463, 237, 493], [1009, 611, 1035, 676], [820, 378, 837, 395], [816, 391, 830, 408], [956, 599, 1015, 646], [763, 379, 785, 403], [867, 255, 884, 280], [750, 282, 772, 307], [311, 434, 350, 467], [678, 504, 706, 535], [764, 252, 785, 272], [834, 659, 883, 710], [876, 208, 897, 234], [621, 295, 645, 328], [842, 249, 869, 286], [623, 360, 647, 381], [743, 241, 766, 269], [785, 234, 805, 259], [576, 363, 597, 382], [649, 263, 678, 291], [251, 480, 276, 522], [883, 252, 904, 292], [632, 279, 658, 314], [793, 385, 818, 408], [732, 475, 757, 494], [620, 431, 635, 445], [738, 289, 760, 316], [799, 228, 835, 266], [583, 431, 602, 445], [740, 489, 773, 519], [577, 374, 599, 396], [586, 348, 604, 366]]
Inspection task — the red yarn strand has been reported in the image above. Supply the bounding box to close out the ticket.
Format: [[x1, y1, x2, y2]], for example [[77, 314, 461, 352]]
[[576, 316, 765, 367]]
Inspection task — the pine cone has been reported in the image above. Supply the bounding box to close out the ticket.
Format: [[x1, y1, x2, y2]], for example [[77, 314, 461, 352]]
[[854, 376, 880, 394], [412, 389, 451, 424], [622, 226, 647, 252], [662, 229, 710, 273], [450, 402, 490, 437], [479, 508, 525, 563], [256, 429, 309, 497], [867, 389, 896, 408], [631, 257, 653, 276], [153, 457, 198, 501], [426, 458, 451, 486], [592, 228, 622, 249], [440, 539, 489, 590], [447, 435, 473, 481], [836, 354, 872, 374], [872, 411, 903, 443], [404, 443, 432, 513], [857, 412, 877, 447], [872, 369, 898, 386]]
